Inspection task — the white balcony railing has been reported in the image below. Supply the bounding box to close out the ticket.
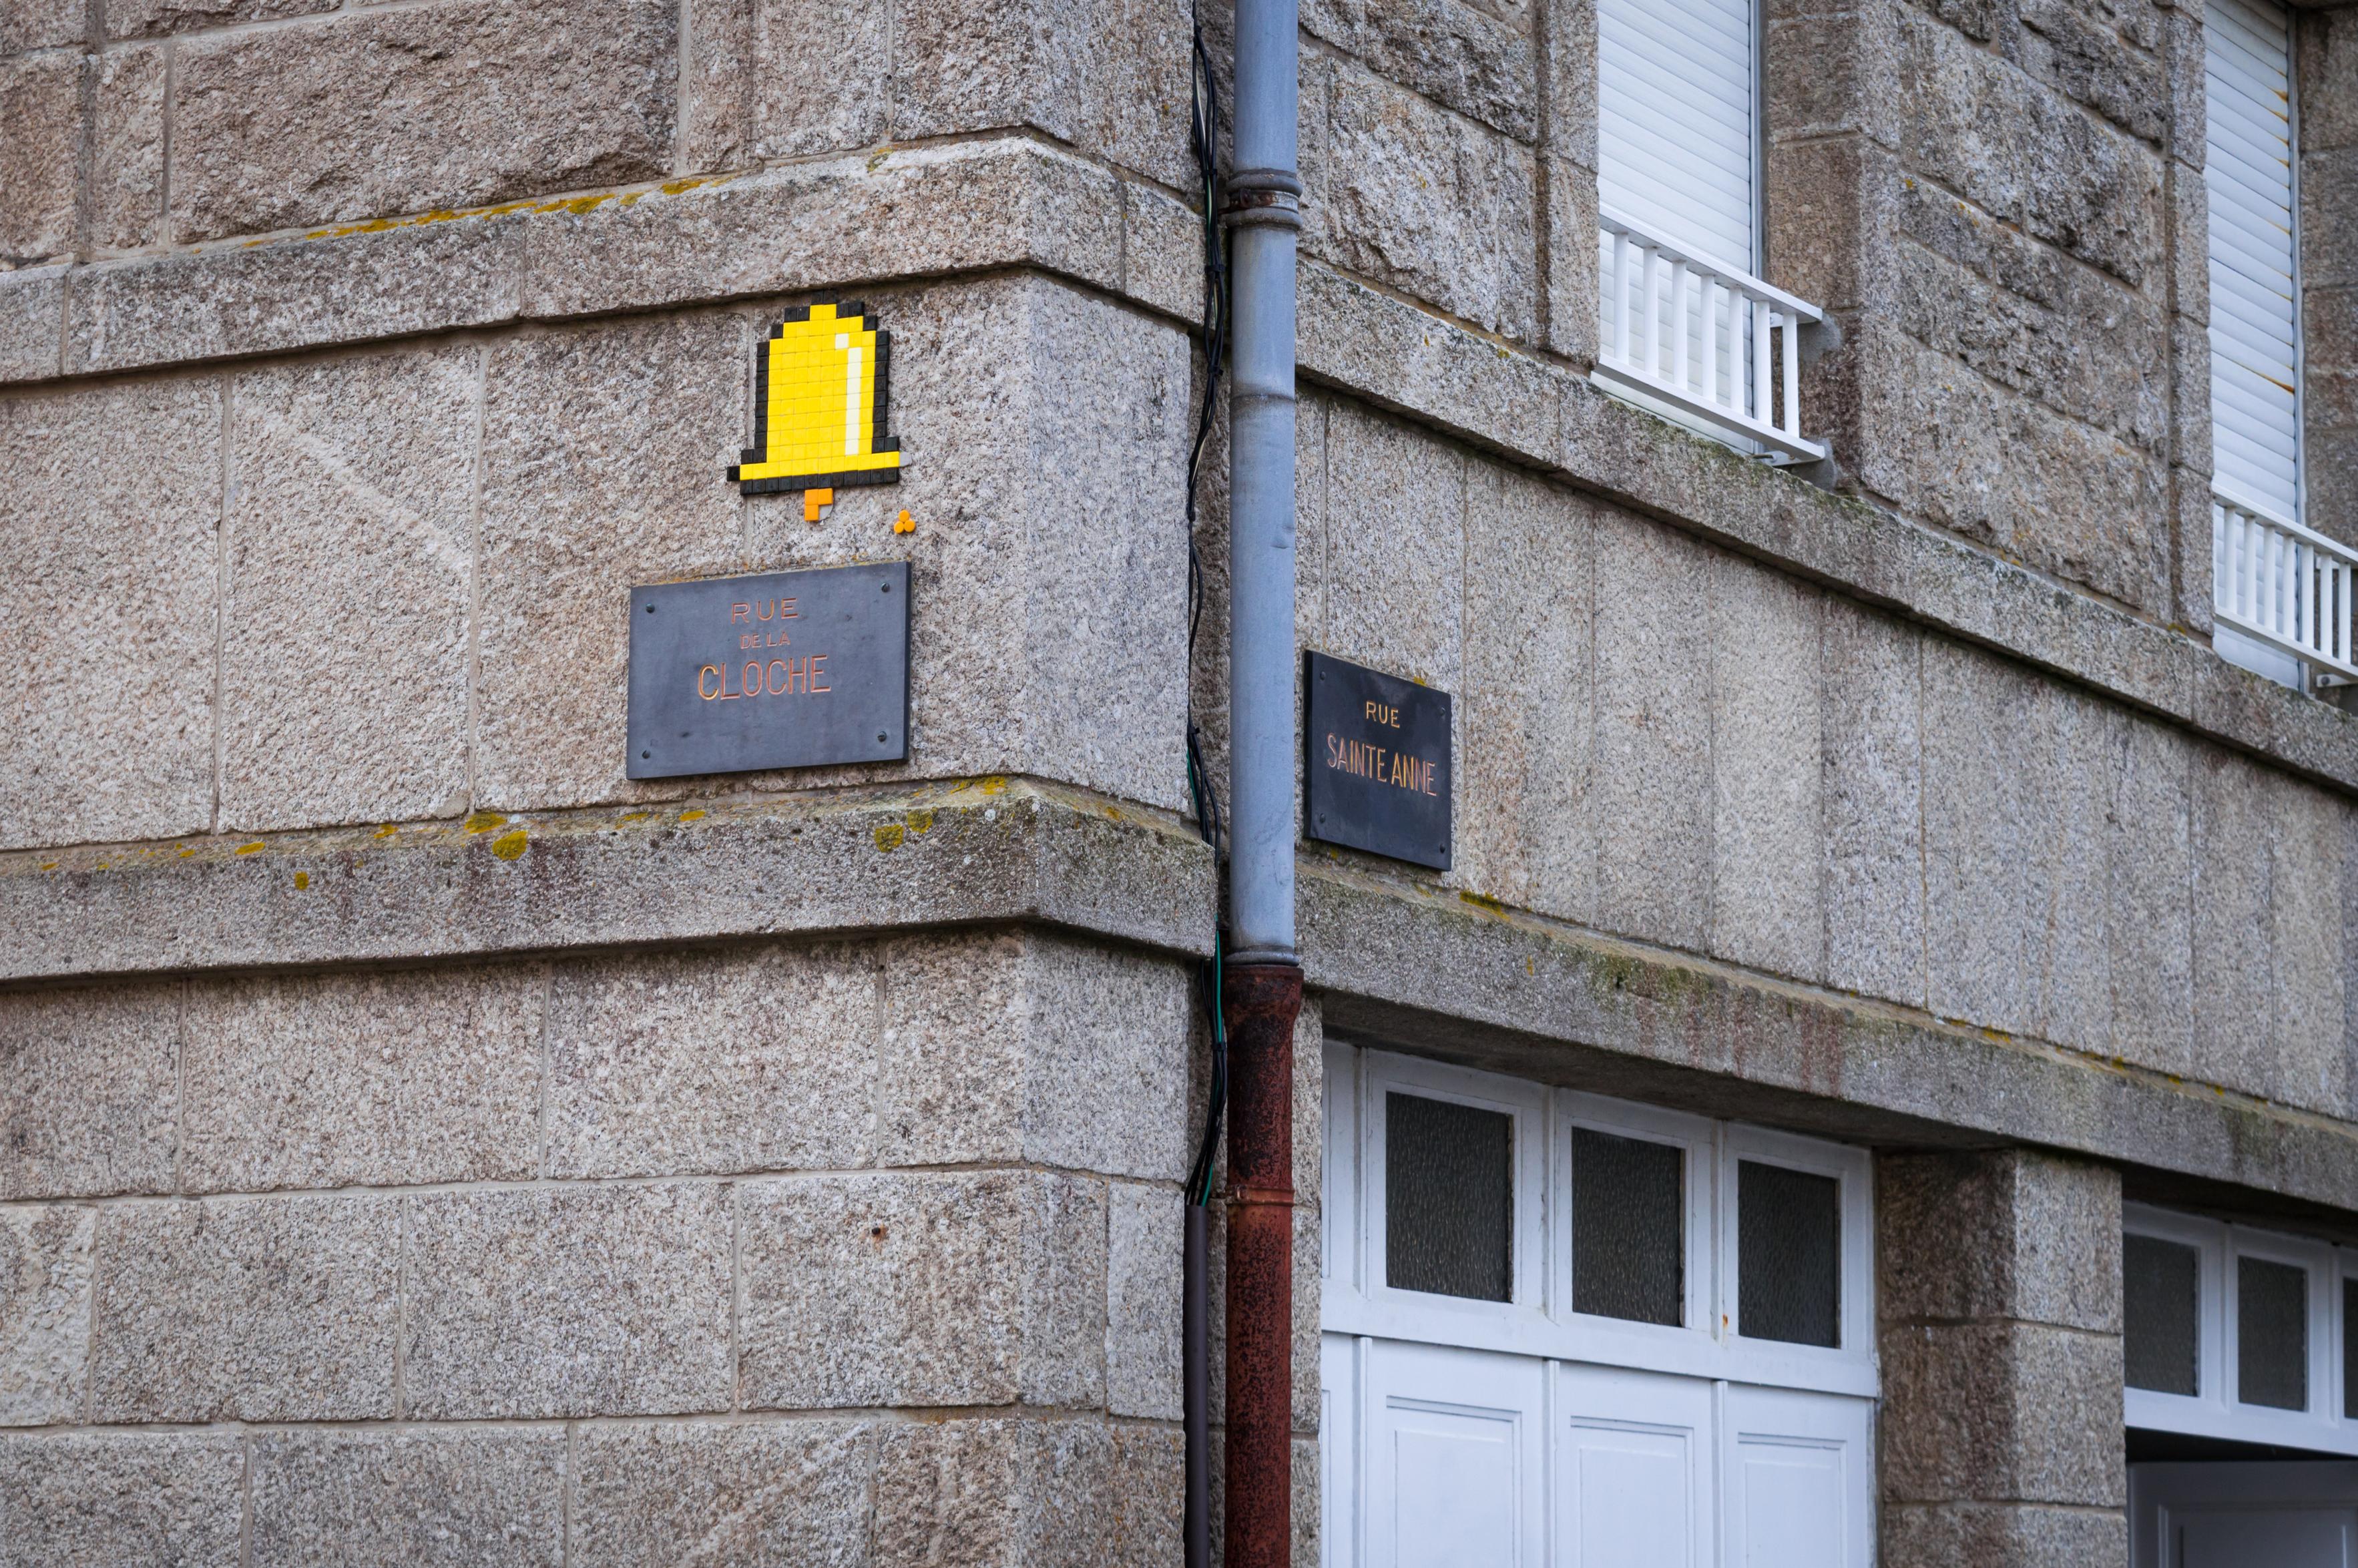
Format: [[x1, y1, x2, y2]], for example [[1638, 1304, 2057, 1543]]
[[2213, 484, 2358, 682], [1595, 207, 1826, 463]]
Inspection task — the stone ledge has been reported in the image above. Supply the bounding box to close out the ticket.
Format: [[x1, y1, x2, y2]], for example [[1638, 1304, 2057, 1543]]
[[1301, 855, 2358, 1215], [0, 778, 1217, 984]]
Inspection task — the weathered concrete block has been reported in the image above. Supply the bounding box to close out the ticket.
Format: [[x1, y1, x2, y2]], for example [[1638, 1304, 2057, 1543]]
[[571, 1420, 877, 1568], [1107, 1182, 1182, 1419], [65, 214, 524, 376], [1881, 1320, 2124, 1507], [1883, 1500, 2128, 1568], [472, 310, 744, 811], [1302, 0, 1538, 140], [736, 1171, 1106, 1409], [2191, 741, 2277, 1099], [1879, 1149, 2122, 1332], [1709, 553, 1825, 982], [402, 1183, 732, 1418], [1898, 11, 2163, 287], [0, 378, 220, 850], [875, 926, 1191, 1182], [218, 347, 478, 831], [0, 1205, 89, 1425], [107, 0, 337, 37], [89, 44, 165, 251], [870, 1418, 1178, 1568], [179, 966, 545, 1192], [1922, 641, 2115, 1051], [1591, 509, 1714, 950], [0, 51, 75, 267], [170, 0, 677, 242], [0, 263, 63, 380], [1, 0, 81, 49], [1321, 399, 1467, 701], [248, 1430, 565, 1568], [91, 1195, 399, 1422], [1459, 462, 1598, 925], [0, 984, 178, 1199], [2105, 715, 2196, 1077], [1307, 56, 1540, 340], [0, 1432, 244, 1566], [544, 942, 881, 1180], [1820, 603, 1925, 1007]]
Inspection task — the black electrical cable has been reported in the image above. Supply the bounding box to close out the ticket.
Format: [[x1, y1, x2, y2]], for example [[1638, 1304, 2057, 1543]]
[[1183, 3, 1231, 1213]]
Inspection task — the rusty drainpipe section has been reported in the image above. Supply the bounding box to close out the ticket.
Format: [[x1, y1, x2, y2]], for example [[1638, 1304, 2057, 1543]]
[[1218, 0, 1303, 1546]]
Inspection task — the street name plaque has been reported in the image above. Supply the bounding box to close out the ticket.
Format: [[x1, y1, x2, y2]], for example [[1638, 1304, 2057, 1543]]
[[1305, 649, 1453, 870], [626, 562, 909, 779]]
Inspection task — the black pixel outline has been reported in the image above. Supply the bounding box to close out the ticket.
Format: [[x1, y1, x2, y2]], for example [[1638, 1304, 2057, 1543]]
[[726, 302, 905, 495]]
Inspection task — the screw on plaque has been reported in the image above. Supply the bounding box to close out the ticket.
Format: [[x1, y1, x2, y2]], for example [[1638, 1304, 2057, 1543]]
[[877, 732, 888, 743]]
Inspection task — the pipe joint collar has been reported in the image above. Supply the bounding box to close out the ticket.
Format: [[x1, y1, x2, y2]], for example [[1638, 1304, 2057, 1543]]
[[1222, 184, 1302, 231]]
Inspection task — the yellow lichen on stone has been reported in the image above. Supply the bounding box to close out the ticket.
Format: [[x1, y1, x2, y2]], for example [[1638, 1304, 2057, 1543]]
[[464, 811, 506, 833], [874, 823, 905, 852], [491, 830, 529, 861]]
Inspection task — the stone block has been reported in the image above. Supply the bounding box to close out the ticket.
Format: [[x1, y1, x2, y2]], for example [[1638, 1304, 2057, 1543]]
[[1542, 155, 1599, 365], [91, 1194, 398, 1422], [1895, 188, 2170, 453], [2300, 8, 2358, 154], [1766, 135, 1901, 319], [0, 1205, 89, 1425], [1708, 553, 1824, 983], [1764, 5, 1902, 148], [0, 0, 80, 49], [65, 214, 524, 376], [2303, 146, 2358, 292], [2105, 715, 2195, 1077], [1307, 57, 1540, 340], [1458, 461, 1598, 927], [544, 942, 880, 1180], [89, 44, 165, 251], [1540, 0, 1594, 168], [571, 1420, 878, 1567], [738, 0, 890, 162], [1897, 10, 2163, 288], [169, 0, 677, 243], [107, 0, 338, 37], [1320, 399, 1467, 701], [886, 0, 1192, 188], [1108, 1182, 1182, 1418], [472, 310, 745, 811], [2015, 0, 2166, 144], [248, 1430, 565, 1568], [2166, 312, 2212, 484], [0, 374, 220, 851], [2160, 0, 2204, 172], [1878, 1149, 2122, 1332], [0, 51, 75, 267], [2270, 776, 2349, 1116], [0, 984, 178, 1199], [1591, 509, 1714, 950], [1921, 641, 2116, 1051], [218, 346, 478, 831], [2191, 741, 2277, 1099], [402, 1183, 732, 1418], [1883, 1501, 2128, 1568], [1880, 1320, 2124, 1507], [1819, 602, 1925, 1007], [0, 263, 62, 380], [875, 927, 1192, 1182], [0, 1432, 244, 1567], [1301, 0, 1538, 141], [178, 966, 545, 1193], [870, 1418, 1178, 1568], [736, 1171, 1106, 1409], [2164, 158, 2208, 326]]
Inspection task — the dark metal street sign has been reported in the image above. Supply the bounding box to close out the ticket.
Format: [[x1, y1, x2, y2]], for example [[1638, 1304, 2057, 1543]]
[[626, 563, 909, 779], [1305, 649, 1452, 870]]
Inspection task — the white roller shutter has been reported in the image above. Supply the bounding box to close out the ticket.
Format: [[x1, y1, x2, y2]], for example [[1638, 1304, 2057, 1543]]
[[2206, 0, 2301, 523], [1598, 0, 1756, 276]]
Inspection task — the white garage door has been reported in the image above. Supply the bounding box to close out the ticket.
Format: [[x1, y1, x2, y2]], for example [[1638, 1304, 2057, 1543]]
[[1321, 1048, 1876, 1568]]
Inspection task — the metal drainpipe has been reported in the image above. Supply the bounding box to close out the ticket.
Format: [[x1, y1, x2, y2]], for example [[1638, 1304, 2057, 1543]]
[[1222, 0, 1303, 1557]]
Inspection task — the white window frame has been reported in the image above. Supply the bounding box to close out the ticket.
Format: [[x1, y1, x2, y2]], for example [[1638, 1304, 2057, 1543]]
[[2124, 1202, 2358, 1454], [1323, 1044, 1877, 1399]]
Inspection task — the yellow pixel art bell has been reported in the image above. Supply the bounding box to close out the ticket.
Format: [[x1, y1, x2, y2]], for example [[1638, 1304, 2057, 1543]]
[[728, 302, 903, 499]]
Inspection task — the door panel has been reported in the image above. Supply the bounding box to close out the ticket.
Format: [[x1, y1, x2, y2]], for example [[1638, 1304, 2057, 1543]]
[[2134, 1463, 2358, 1568], [1721, 1386, 1871, 1568], [2178, 1511, 2352, 1567], [1557, 1364, 1712, 1568], [1364, 1340, 1544, 1568]]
